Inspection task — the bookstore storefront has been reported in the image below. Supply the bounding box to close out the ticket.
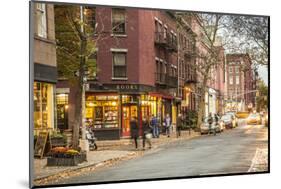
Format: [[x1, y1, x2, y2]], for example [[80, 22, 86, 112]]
[[85, 84, 176, 140]]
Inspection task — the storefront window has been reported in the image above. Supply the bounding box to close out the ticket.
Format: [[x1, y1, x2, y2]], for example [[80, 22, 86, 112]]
[[33, 82, 54, 130], [140, 95, 157, 118], [86, 95, 119, 129]]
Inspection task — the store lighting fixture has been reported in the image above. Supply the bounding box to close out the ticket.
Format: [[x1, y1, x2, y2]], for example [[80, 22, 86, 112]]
[[88, 102, 95, 107]]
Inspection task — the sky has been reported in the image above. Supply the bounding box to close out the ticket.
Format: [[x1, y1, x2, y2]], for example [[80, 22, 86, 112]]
[[258, 65, 268, 85]]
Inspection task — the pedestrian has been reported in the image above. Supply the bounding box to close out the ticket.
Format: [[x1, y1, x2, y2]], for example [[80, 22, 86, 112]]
[[142, 116, 152, 150], [156, 114, 161, 138], [130, 116, 139, 149], [207, 113, 215, 135], [176, 113, 183, 137], [150, 114, 159, 138], [164, 114, 172, 137]]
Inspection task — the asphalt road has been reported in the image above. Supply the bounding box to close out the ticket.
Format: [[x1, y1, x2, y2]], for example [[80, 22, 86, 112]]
[[54, 122, 268, 185]]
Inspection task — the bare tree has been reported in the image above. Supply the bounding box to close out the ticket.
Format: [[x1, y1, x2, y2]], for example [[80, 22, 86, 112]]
[[226, 16, 269, 66], [176, 13, 226, 128]]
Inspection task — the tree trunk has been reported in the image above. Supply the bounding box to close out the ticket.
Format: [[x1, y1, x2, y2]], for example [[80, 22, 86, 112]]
[[196, 73, 209, 129], [197, 97, 205, 128], [72, 38, 87, 150], [72, 79, 82, 150]]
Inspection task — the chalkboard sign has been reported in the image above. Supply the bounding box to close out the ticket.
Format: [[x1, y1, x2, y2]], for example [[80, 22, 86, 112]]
[[34, 131, 49, 158]]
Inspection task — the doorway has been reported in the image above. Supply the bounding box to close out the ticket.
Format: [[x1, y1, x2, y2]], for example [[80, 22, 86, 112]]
[[121, 105, 138, 137]]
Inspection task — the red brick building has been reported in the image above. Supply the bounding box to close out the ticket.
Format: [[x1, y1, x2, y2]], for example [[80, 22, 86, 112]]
[[176, 14, 197, 114], [226, 54, 257, 111], [56, 7, 183, 139], [55, 6, 227, 140], [89, 8, 180, 139]]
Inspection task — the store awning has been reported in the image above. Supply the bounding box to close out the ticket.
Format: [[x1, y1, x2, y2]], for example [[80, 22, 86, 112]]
[[148, 92, 174, 100]]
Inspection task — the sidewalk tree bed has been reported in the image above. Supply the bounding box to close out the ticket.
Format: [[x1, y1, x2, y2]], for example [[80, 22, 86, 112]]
[[47, 147, 87, 166], [182, 111, 198, 130]]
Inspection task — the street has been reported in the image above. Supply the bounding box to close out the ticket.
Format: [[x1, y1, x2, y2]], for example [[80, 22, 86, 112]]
[[51, 122, 268, 185]]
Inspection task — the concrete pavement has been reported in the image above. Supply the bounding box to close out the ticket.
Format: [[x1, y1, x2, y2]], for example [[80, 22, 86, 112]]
[[33, 130, 199, 186], [49, 123, 268, 186]]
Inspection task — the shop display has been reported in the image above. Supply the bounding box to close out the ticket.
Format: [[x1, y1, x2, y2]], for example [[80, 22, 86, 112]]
[[86, 95, 119, 129]]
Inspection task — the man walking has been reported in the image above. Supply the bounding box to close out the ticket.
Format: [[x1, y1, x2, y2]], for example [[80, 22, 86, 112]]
[[176, 113, 183, 137], [164, 114, 172, 137]]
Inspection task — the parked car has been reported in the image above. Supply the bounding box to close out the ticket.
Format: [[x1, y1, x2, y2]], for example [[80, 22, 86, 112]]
[[221, 114, 236, 129], [216, 115, 225, 132], [200, 116, 224, 135], [225, 112, 238, 127], [247, 113, 262, 125]]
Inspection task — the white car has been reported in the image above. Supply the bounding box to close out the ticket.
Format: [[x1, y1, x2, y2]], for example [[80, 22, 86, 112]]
[[200, 117, 224, 135]]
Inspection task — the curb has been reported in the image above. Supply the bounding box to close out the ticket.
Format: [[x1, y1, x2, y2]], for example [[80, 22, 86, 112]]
[[33, 131, 200, 186], [33, 151, 140, 186]]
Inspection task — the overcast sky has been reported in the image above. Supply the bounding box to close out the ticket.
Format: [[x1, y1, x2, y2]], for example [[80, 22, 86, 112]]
[[258, 65, 268, 85]]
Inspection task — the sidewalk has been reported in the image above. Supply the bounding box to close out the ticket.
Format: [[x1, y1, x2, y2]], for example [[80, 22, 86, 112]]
[[248, 148, 268, 172], [33, 130, 199, 186], [96, 130, 199, 150]]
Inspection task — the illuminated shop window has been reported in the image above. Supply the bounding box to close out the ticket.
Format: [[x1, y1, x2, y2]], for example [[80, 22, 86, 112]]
[[85, 95, 119, 129], [33, 82, 54, 129]]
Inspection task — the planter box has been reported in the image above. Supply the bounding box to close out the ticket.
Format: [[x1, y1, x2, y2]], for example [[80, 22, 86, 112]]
[[50, 137, 66, 147], [47, 152, 87, 166]]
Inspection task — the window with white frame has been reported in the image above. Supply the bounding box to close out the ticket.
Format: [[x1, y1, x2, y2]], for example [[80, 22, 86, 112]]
[[112, 52, 127, 78], [229, 66, 233, 73], [164, 26, 167, 39], [236, 66, 240, 73], [229, 76, 233, 85], [236, 75, 240, 84], [112, 8, 126, 34], [35, 3, 47, 38]]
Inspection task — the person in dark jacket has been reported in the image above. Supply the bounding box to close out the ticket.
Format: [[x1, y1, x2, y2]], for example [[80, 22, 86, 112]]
[[208, 113, 215, 135], [176, 114, 183, 137], [142, 116, 152, 149], [150, 114, 159, 138], [130, 116, 139, 149]]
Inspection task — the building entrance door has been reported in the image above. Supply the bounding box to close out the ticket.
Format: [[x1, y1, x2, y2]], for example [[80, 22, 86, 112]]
[[57, 104, 68, 131], [122, 105, 138, 137]]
